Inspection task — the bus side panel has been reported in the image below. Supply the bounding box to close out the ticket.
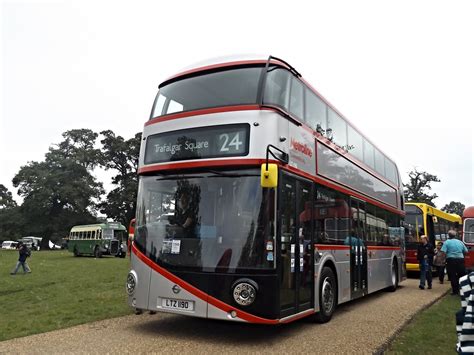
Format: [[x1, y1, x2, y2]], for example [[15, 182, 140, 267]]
[[367, 249, 396, 293], [128, 252, 152, 311], [314, 250, 351, 312], [465, 247, 474, 272]]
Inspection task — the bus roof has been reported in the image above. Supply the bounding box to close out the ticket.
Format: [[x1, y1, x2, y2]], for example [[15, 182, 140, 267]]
[[155, 55, 400, 186], [70, 222, 126, 232], [464, 206, 474, 219], [406, 202, 461, 223]]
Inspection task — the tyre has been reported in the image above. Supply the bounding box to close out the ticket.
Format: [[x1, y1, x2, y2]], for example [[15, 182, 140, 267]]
[[313, 266, 337, 323], [73, 246, 80, 257], [387, 259, 398, 292], [94, 246, 102, 258]]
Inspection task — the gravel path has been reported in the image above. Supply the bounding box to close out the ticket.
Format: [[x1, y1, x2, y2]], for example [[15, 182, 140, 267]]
[[0, 279, 451, 354]]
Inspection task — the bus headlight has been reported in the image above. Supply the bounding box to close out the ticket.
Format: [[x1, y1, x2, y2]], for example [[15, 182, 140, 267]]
[[126, 271, 137, 295], [232, 279, 257, 306]]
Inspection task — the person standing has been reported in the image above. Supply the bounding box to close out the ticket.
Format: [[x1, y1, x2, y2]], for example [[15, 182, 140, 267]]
[[417, 235, 434, 290], [10, 242, 32, 275], [433, 241, 447, 284], [442, 230, 468, 295]]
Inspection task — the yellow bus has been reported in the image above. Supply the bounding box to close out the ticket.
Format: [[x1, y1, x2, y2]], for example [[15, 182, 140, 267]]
[[404, 202, 461, 271]]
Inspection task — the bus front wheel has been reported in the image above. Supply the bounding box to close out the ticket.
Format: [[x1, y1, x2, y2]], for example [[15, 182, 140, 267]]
[[73, 247, 80, 257], [313, 266, 337, 323], [94, 246, 102, 258]]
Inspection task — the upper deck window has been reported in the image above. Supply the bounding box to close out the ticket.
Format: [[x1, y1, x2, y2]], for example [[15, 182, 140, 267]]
[[151, 67, 263, 119]]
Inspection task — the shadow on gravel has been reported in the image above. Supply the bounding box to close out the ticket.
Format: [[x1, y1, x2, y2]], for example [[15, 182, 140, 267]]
[[132, 285, 406, 345], [133, 315, 308, 346]]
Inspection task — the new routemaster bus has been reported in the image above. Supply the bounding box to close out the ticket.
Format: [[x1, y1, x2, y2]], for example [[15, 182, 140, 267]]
[[68, 222, 127, 258], [126, 55, 406, 324], [463, 206, 474, 271], [404, 202, 461, 272]]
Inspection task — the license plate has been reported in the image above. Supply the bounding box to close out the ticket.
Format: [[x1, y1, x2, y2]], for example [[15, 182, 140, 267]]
[[161, 298, 194, 311]]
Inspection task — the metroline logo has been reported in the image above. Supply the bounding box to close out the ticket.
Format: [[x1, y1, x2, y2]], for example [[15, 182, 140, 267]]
[[290, 138, 313, 158]]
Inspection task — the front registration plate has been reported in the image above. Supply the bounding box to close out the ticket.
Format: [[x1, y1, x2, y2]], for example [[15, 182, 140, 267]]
[[161, 298, 194, 311]]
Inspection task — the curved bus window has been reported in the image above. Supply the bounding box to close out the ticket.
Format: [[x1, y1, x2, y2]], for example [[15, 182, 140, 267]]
[[151, 67, 263, 118], [465, 219, 474, 243], [327, 108, 347, 148], [347, 125, 363, 162], [134, 169, 276, 271], [289, 76, 304, 120], [263, 67, 291, 112]]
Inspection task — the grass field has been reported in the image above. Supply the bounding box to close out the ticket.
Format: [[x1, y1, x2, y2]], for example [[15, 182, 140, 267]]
[[0, 249, 132, 341], [387, 293, 460, 354]]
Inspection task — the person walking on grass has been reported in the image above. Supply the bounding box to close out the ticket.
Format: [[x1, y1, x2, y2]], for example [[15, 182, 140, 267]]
[[10, 242, 31, 275], [434, 241, 447, 284], [417, 235, 434, 290], [442, 230, 468, 295]]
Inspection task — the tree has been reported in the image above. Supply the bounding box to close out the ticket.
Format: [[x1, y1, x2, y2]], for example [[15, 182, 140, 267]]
[[0, 184, 17, 209], [0, 184, 23, 241], [99, 130, 141, 225], [403, 168, 440, 207], [442, 201, 466, 216], [12, 130, 104, 242]]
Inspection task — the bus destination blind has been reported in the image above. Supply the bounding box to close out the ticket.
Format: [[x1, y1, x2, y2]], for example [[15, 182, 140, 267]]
[[144, 124, 250, 164]]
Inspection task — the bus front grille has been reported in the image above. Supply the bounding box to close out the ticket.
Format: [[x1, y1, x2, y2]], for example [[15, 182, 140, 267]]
[[110, 240, 119, 255]]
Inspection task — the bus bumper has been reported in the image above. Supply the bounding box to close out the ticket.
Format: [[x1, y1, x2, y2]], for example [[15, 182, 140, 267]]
[[406, 263, 420, 272]]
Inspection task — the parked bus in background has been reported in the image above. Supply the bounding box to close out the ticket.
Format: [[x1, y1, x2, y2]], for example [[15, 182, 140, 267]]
[[68, 222, 127, 258], [128, 218, 136, 255], [463, 206, 474, 271], [126, 55, 406, 324], [404, 202, 461, 272]]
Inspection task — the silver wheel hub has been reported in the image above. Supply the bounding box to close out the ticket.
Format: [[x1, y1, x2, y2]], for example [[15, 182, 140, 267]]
[[321, 277, 334, 314]]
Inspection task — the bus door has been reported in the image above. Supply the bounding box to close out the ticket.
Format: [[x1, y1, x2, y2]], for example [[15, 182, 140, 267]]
[[279, 174, 314, 317], [349, 198, 368, 299]]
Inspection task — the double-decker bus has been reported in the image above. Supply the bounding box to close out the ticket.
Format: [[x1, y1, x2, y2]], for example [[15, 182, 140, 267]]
[[404, 202, 461, 272], [463, 206, 474, 271], [68, 222, 127, 258], [126, 55, 406, 324]]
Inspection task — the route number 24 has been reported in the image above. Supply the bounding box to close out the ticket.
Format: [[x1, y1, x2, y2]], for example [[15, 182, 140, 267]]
[[219, 133, 243, 152]]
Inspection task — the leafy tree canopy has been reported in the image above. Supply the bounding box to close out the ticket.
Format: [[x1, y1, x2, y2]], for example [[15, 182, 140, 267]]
[[99, 131, 141, 225], [403, 168, 440, 207], [12, 130, 104, 241], [441, 201, 466, 216], [0, 184, 17, 209]]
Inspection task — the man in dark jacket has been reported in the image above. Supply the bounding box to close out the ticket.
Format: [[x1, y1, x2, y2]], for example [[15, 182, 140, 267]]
[[10, 242, 32, 275], [417, 235, 434, 289]]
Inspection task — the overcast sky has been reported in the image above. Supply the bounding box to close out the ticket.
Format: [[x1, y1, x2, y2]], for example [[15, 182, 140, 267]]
[[1, 0, 473, 208]]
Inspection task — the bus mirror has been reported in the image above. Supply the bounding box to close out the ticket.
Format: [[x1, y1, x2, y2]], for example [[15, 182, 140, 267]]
[[261, 163, 278, 188]]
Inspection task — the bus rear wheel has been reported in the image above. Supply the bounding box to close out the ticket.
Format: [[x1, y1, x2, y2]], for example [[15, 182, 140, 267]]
[[313, 266, 337, 323], [94, 246, 102, 259], [387, 260, 398, 292], [73, 246, 80, 257]]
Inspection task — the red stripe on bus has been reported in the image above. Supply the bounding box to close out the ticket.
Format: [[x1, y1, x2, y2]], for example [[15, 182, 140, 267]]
[[314, 245, 351, 250], [280, 309, 315, 323], [146, 105, 271, 127], [366, 246, 401, 251], [138, 159, 275, 174], [131, 244, 279, 324]]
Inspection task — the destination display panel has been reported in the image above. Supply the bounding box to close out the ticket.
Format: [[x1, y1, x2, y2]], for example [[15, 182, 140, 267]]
[[144, 124, 250, 164]]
